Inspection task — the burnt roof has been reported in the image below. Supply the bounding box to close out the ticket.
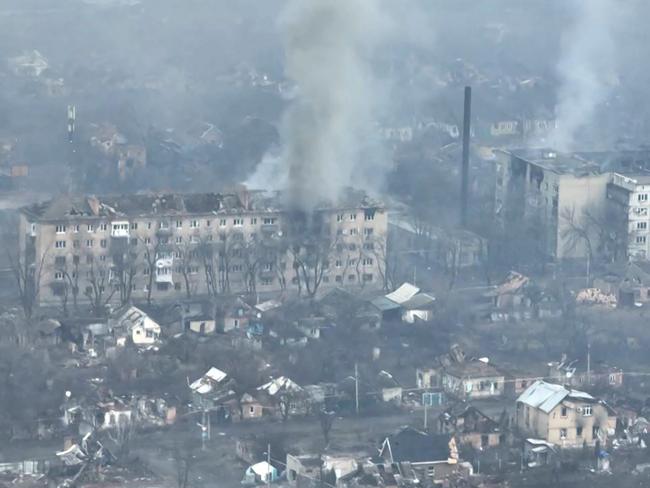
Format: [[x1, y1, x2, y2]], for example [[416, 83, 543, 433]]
[[382, 427, 450, 464]]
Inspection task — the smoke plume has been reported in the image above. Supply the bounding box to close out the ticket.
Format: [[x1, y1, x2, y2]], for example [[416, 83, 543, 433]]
[[550, 0, 618, 152], [266, 0, 390, 211]]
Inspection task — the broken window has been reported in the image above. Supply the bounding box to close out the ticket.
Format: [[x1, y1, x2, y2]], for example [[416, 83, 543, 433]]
[[560, 428, 567, 440]]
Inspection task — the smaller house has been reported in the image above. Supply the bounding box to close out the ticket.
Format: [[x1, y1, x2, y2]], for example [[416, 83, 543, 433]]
[[257, 377, 309, 418], [378, 427, 460, 483], [523, 438, 557, 468], [243, 461, 278, 485], [111, 306, 161, 346], [240, 393, 265, 421], [438, 348, 505, 400], [376, 371, 403, 404], [401, 293, 436, 323], [186, 315, 216, 335], [439, 404, 507, 449], [547, 355, 624, 389], [189, 367, 237, 410], [222, 298, 256, 332], [487, 271, 534, 322]]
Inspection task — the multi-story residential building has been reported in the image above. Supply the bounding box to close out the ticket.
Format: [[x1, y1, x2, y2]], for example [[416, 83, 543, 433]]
[[516, 380, 616, 448], [18, 187, 387, 307], [494, 148, 610, 260], [606, 173, 650, 260]]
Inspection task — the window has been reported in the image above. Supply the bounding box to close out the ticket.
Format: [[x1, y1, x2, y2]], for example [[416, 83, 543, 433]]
[[335, 259, 342, 268], [347, 258, 356, 266], [639, 193, 648, 202], [233, 218, 244, 226], [130, 238, 138, 246], [362, 258, 373, 266], [582, 405, 592, 416], [189, 266, 199, 274], [350, 228, 358, 236], [99, 223, 107, 231], [364, 211, 375, 221], [173, 250, 182, 259], [250, 218, 257, 225], [261, 278, 273, 286], [263, 217, 276, 225], [219, 219, 227, 227], [231, 264, 242, 272], [249, 406, 255, 414], [349, 214, 356, 221], [147, 222, 152, 229], [348, 274, 356, 282], [175, 220, 183, 228], [55, 256, 66, 266], [335, 275, 342, 283], [54, 271, 64, 280], [99, 255, 106, 262], [130, 222, 138, 230], [87, 224, 95, 233], [363, 242, 375, 251], [336, 214, 344, 222], [364, 228, 374, 236], [189, 235, 199, 243], [144, 237, 151, 245], [363, 273, 373, 282], [143, 267, 150, 275], [174, 282, 181, 290], [159, 221, 169, 229], [55, 240, 66, 248], [593, 426, 600, 438], [55, 225, 66, 234], [609, 374, 617, 385], [263, 263, 273, 272], [73, 225, 80, 233], [73, 255, 80, 265], [348, 243, 357, 251], [73, 240, 80, 249], [636, 236, 646, 244], [561, 406, 567, 417], [176, 236, 183, 244], [175, 265, 183, 273], [206, 220, 211, 227], [190, 220, 198, 228], [638, 222, 648, 230], [577, 426, 583, 437], [560, 428, 567, 440], [100, 239, 107, 248]]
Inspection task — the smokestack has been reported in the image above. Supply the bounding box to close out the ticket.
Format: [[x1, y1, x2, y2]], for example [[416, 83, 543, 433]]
[[460, 86, 471, 227]]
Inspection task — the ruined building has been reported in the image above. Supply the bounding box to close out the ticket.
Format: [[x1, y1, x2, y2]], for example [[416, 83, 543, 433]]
[[18, 187, 387, 306]]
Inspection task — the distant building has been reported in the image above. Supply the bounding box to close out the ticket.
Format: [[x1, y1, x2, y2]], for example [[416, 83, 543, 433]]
[[607, 173, 650, 261], [18, 188, 387, 305], [494, 148, 610, 259]]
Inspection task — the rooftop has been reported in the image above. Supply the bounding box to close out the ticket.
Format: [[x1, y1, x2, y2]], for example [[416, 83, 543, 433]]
[[22, 187, 384, 222], [505, 148, 602, 176], [381, 427, 451, 464], [517, 380, 594, 413], [444, 359, 504, 379]]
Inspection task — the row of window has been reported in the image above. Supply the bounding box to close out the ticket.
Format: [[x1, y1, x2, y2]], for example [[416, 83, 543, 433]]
[[336, 212, 375, 222], [336, 228, 375, 237], [55, 217, 279, 234], [56, 239, 109, 249]]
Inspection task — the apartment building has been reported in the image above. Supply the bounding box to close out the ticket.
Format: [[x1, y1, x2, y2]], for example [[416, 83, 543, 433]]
[[494, 148, 611, 260], [516, 380, 616, 448], [606, 173, 650, 260], [18, 188, 387, 306]]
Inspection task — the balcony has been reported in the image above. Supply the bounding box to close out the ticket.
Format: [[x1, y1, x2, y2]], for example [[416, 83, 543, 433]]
[[111, 221, 130, 239], [156, 227, 173, 237]]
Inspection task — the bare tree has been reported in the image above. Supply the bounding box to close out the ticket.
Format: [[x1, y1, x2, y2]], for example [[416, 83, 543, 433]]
[[198, 240, 219, 298], [84, 255, 117, 316], [114, 245, 138, 306], [175, 241, 199, 299], [242, 235, 263, 295], [141, 238, 161, 306], [4, 240, 48, 320], [561, 207, 596, 283], [172, 439, 197, 488]]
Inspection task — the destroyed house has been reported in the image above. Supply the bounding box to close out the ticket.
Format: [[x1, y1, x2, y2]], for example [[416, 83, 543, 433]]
[[189, 367, 236, 410], [439, 404, 507, 449]]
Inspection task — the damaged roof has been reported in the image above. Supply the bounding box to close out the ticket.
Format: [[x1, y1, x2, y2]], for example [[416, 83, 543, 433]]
[[517, 380, 594, 414]]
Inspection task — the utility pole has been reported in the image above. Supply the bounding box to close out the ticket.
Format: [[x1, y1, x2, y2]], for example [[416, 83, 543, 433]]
[[587, 342, 591, 385], [267, 443, 271, 488], [354, 363, 359, 415], [424, 401, 428, 431], [460, 86, 472, 227]]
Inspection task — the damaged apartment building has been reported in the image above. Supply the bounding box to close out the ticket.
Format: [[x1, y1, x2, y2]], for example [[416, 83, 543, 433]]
[[494, 148, 650, 262], [18, 187, 387, 305]]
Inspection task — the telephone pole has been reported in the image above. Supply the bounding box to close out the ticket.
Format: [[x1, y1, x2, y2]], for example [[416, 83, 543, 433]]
[[267, 443, 271, 488], [354, 363, 360, 415]]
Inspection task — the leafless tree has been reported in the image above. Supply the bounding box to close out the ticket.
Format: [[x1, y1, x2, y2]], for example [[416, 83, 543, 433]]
[[172, 439, 197, 488], [175, 241, 199, 299], [84, 255, 117, 316], [141, 238, 162, 306], [561, 206, 596, 283], [4, 240, 48, 320], [107, 414, 134, 461], [370, 233, 394, 291], [242, 235, 263, 295], [114, 246, 138, 306], [198, 240, 220, 298]]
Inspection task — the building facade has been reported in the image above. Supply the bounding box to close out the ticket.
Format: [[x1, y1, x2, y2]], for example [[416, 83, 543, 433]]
[[606, 173, 650, 261], [19, 188, 387, 306], [516, 380, 616, 448], [494, 149, 610, 260]]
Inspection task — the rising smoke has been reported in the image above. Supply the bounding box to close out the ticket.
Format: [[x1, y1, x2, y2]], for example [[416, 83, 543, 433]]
[[550, 0, 618, 152], [250, 0, 390, 212]]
